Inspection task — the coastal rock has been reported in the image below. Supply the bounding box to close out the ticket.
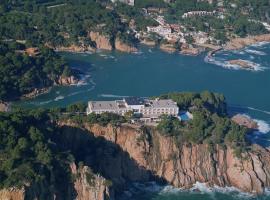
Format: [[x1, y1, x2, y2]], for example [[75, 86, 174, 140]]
[[21, 88, 50, 99], [59, 122, 270, 195], [140, 39, 156, 46], [89, 31, 113, 51], [159, 43, 177, 53], [225, 34, 270, 50], [55, 44, 96, 53], [115, 37, 137, 53], [0, 101, 9, 112], [180, 47, 200, 56], [56, 75, 79, 86], [71, 163, 113, 200], [0, 188, 25, 200], [232, 114, 258, 130], [228, 59, 255, 70]]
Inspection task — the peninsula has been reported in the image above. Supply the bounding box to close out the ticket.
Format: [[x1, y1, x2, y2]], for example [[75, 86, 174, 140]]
[[0, 92, 268, 200]]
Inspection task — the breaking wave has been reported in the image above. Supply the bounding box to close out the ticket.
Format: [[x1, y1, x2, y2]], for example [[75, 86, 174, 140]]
[[247, 107, 270, 115], [124, 181, 259, 199], [250, 41, 270, 48], [254, 119, 270, 134], [245, 49, 267, 56], [99, 94, 130, 98], [54, 95, 64, 101], [190, 182, 254, 199]]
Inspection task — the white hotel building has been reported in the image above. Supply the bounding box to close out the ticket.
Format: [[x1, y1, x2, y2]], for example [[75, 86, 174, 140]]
[[87, 97, 179, 120]]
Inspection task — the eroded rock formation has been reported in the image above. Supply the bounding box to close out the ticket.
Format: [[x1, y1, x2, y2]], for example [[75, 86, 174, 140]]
[[115, 38, 137, 53], [59, 122, 270, 195], [89, 31, 113, 51]]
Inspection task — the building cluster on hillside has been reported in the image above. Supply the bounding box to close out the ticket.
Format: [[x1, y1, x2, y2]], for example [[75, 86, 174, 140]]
[[146, 16, 186, 43], [87, 97, 179, 122], [111, 0, 134, 6], [182, 10, 217, 18]]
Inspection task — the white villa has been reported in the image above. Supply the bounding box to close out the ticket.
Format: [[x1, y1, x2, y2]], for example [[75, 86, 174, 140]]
[[111, 0, 134, 6], [87, 97, 179, 120]]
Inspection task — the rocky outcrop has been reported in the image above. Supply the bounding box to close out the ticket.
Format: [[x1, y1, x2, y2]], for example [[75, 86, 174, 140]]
[[140, 39, 156, 46], [55, 75, 79, 86], [55, 44, 96, 53], [0, 163, 112, 200], [228, 59, 256, 70], [180, 47, 200, 56], [89, 31, 113, 51], [60, 122, 270, 195], [70, 163, 113, 200], [21, 88, 50, 99], [0, 101, 9, 112], [225, 34, 270, 50], [115, 38, 137, 53], [159, 43, 177, 53], [232, 114, 258, 130], [0, 188, 25, 200]]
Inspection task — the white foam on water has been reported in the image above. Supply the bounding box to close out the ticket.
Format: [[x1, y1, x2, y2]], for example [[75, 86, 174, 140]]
[[132, 51, 143, 55], [190, 182, 254, 199], [247, 107, 270, 115], [245, 49, 267, 56], [254, 119, 270, 134], [54, 95, 64, 101], [238, 114, 270, 134], [250, 41, 270, 48], [249, 55, 255, 60], [99, 94, 130, 98], [39, 100, 53, 105]]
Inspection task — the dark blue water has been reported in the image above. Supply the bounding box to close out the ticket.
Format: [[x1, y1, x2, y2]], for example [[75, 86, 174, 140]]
[[14, 43, 270, 199]]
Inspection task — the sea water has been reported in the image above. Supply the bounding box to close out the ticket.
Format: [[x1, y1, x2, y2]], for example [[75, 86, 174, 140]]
[[14, 43, 270, 199]]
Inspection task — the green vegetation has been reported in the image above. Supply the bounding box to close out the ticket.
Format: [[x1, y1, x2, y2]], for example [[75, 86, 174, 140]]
[[87, 112, 127, 126], [0, 41, 72, 101], [0, 0, 138, 47], [157, 92, 249, 155], [160, 91, 227, 116], [0, 109, 72, 190]]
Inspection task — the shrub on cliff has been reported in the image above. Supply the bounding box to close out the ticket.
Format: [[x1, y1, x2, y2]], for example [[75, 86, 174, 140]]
[[156, 100, 249, 154], [87, 112, 127, 126]]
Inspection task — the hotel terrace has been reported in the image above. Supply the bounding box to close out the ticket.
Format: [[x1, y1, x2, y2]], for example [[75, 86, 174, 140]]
[[87, 97, 179, 121]]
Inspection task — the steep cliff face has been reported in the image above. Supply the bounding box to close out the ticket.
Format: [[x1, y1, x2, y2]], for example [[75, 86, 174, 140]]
[[115, 38, 137, 53], [89, 32, 113, 51], [0, 188, 25, 200], [70, 163, 113, 200], [0, 163, 112, 200], [71, 123, 270, 194], [55, 75, 78, 86]]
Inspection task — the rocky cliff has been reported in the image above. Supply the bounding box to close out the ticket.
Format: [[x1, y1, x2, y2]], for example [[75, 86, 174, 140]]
[[89, 31, 113, 51], [225, 34, 270, 50], [71, 163, 113, 200], [0, 163, 112, 200], [0, 188, 25, 200], [55, 75, 79, 86], [59, 122, 270, 195], [115, 38, 137, 53]]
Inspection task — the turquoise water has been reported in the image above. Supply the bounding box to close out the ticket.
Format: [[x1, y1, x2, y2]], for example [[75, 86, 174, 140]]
[[15, 43, 270, 199]]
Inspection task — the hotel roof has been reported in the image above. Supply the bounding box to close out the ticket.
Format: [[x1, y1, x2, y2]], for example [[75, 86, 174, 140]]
[[90, 101, 127, 111], [148, 99, 178, 108], [124, 97, 145, 105]]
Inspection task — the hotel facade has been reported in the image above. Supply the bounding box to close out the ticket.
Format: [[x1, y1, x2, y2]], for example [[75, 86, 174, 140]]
[[86, 97, 179, 119]]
